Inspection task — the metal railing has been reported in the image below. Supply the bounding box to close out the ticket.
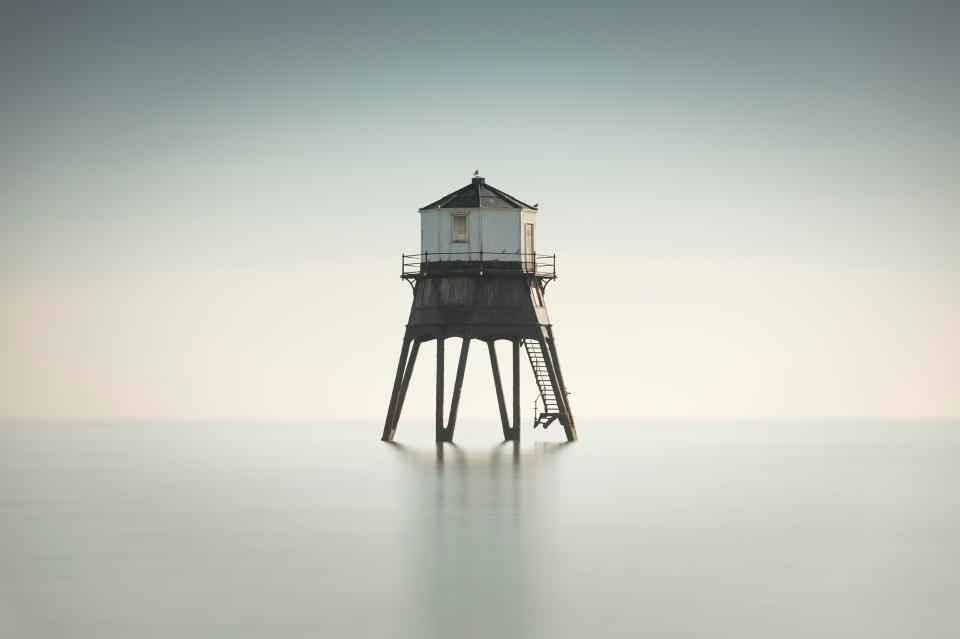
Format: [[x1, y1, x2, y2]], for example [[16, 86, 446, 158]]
[[401, 251, 557, 279]]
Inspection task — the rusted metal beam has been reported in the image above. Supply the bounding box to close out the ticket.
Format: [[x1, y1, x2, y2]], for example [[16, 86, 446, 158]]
[[487, 340, 512, 441]]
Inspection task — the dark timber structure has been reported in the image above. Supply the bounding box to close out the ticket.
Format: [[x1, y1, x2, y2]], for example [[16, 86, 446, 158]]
[[381, 175, 577, 443]]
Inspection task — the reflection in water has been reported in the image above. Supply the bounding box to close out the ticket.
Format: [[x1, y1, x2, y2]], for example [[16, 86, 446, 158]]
[[388, 441, 567, 639], [2, 422, 958, 638]]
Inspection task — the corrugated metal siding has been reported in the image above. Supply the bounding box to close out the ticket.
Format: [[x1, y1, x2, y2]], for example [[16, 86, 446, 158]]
[[420, 208, 532, 261], [420, 211, 440, 259], [479, 209, 520, 261], [468, 211, 481, 256], [439, 212, 451, 257]]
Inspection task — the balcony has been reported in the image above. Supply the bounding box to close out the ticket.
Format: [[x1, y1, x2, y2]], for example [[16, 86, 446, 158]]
[[401, 252, 557, 280]]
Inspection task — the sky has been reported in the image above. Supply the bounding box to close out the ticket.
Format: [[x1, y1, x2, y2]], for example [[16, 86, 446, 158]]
[[1, 0, 958, 422]]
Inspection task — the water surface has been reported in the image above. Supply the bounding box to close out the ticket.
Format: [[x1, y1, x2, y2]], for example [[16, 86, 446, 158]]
[[1, 421, 958, 638]]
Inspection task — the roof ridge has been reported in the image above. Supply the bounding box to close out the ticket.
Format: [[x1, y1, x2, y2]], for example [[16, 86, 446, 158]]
[[419, 179, 535, 211], [418, 183, 473, 211], [480, 182, 536, 209]]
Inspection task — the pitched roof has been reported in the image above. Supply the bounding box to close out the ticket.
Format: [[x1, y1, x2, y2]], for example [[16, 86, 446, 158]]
[[419, 177, 536, 210]]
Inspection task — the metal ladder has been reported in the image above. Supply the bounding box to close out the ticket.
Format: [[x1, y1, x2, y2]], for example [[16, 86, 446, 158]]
[[522, 338, 563, 429]]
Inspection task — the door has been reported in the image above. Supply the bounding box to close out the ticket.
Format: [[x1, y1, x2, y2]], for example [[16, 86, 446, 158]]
[[524, 223, 535, 272]]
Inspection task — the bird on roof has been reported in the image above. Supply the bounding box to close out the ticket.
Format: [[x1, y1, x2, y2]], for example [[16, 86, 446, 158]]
[[473, 169, 479, 177], [533, 203, 539, 208]]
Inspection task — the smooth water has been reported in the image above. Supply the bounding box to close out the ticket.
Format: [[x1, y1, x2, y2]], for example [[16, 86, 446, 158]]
[[1, 421, 958, 638]]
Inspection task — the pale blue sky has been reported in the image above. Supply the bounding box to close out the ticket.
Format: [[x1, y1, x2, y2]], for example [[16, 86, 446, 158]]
[[1, 1, 958, 421]]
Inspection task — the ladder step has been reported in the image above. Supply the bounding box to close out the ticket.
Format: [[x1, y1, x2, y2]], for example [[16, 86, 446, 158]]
[[526, 341, 565, 419]]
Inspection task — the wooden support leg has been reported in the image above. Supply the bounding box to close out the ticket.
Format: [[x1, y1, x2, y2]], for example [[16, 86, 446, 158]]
[[443, 337, 471, 442], [382, 335, 411, 441], [536, 337, 566, 437], [389, 339, 420, 435], [542, 335, 578, 442], [435, 337, 445, 442], [488, 340, 512, 441], [512, 339, 521, 438]]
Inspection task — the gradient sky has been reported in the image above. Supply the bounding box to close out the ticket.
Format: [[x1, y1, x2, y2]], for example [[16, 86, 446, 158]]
[[1, 1, 958, 421]]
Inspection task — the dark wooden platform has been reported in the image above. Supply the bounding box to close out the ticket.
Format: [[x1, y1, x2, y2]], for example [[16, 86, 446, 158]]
[[382, 270, 577, 443]]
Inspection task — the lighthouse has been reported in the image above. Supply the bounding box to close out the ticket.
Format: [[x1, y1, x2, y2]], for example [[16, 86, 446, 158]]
[[381, 174, 577, 443]]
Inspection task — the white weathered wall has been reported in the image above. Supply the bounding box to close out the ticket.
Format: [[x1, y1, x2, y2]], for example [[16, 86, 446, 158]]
[[478, 209, 521, 260], [420, 208, 532, 261], [420, 210, 440, 255], [520, 209, 538, 255]]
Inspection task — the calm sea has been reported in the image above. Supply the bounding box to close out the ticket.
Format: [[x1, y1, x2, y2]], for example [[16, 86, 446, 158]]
[[1, 420, 958, 638]]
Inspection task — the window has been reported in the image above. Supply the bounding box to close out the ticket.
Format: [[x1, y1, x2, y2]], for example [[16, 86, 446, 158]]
[[452, 215, 468, 243]]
